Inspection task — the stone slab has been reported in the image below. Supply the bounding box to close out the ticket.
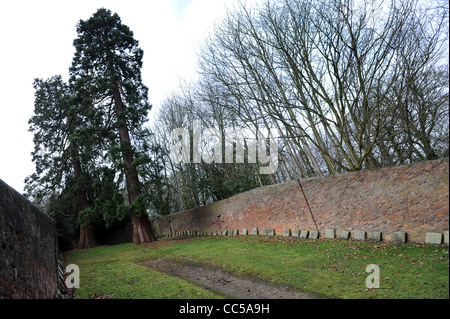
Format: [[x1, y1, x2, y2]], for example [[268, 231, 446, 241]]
[[393, 231, 407, 244], [444, 231, 449, 245], [252, 227, 259, 235], [299, 230, 309, 239], [262, 228, 275, 236], [242, 229, 248, 235], [232, 229, 239, 236], [292, 229, 300, 237], [325, 228, 335, 239], [425, 232, 443, 245], [309, 230, 319, 239], [283, 228, 291, 237], [354, 230, 366, 241], [369, 231, 382, 242], [338, 230, 350, 240]]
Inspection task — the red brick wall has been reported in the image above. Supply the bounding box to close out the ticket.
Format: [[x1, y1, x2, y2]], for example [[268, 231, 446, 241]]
[[152, 159, 449, 243]]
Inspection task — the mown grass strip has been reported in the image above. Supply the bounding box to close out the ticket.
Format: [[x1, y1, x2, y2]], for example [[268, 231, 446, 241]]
[[64, 236, 449, 299], [65, 243, 223, 299]]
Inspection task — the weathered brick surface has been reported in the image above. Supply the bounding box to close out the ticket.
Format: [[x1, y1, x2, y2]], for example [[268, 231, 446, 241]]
[[152, 159, 449, 244], [0, 179, 58, 299]]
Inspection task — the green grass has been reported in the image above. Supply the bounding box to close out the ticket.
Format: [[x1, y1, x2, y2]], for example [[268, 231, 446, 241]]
[[64, 243, 223, 299], [64, 236, 449, 299]]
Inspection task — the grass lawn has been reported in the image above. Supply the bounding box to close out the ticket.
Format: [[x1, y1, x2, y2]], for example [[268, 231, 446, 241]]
[[64, 235, 449, 299]]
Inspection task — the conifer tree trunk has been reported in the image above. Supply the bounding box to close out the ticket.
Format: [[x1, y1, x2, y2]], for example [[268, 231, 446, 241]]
[[132, 215, 156, 244], [78, 223, 97, 249], [113, 84, 156, 244], [73, 155, 98, 249]]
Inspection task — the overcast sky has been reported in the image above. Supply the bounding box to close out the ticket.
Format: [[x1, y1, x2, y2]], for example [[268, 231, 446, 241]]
[[0, 0, 260, 193]]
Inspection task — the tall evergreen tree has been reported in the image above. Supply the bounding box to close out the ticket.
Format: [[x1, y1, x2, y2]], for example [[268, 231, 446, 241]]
[[69, 8, 156, 244], [25, 75, 98, 249]]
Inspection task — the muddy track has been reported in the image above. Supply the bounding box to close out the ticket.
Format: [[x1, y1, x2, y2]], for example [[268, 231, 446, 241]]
[[140, 258, 321, 299]]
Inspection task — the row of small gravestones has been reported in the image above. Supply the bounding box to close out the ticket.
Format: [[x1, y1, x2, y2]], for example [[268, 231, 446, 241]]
[[158, 228, 449, 245]]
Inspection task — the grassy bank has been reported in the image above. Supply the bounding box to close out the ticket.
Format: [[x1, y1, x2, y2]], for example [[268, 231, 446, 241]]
[[64, 236, 449, 299]]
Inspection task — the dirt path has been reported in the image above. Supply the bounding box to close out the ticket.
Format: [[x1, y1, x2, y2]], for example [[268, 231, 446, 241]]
[[140, 258, 320, 299]]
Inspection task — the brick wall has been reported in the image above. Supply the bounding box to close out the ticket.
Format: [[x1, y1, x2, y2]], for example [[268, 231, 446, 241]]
[[0, 179, 58, 299], [152, 159, 449, 243]]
